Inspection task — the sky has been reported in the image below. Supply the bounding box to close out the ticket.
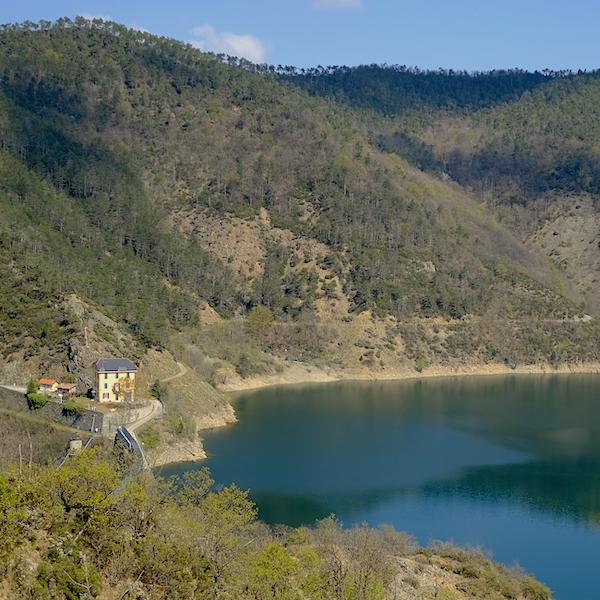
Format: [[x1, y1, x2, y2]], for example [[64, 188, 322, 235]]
[[3, 0, 600, 73]]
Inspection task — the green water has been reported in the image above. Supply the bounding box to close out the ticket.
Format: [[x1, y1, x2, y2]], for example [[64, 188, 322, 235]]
[[160, 374, 600, 600]]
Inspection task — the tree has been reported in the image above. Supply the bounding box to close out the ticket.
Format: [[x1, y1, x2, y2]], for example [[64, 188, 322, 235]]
[[193, 484, 257, 600], [345, 523, 393, 600], [245, 305, 275, 340], [313, 514, 348, 600], [249, 542, 298, 600], [0, 475, 23, 555], [173, 467, 214, 507], [331, 154, 355, 195]]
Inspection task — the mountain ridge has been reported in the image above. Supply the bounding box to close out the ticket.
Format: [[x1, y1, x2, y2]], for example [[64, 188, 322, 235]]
[[0, 17, 598, 396]]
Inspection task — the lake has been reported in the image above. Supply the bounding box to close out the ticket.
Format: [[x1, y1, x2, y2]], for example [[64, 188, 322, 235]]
[[160, 374, 600, 600]]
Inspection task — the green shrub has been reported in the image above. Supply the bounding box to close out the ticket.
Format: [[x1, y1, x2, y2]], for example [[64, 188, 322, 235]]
[[150, 380, 167, 401], [62, 402, 83, 417], [139, 425, 159, 450], [168, 414, 196, 439], [28, 393, 49, 410], [288, 527, 311, 546], [521, 577, 551, 600]]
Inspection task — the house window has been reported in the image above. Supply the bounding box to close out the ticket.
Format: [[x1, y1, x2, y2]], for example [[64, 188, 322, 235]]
[[116, 373, 119, 379], [126, 373, 130, 378], [103, 393, 109, 399], [104, 374, 107, 379], [104, 383, 107, 389]]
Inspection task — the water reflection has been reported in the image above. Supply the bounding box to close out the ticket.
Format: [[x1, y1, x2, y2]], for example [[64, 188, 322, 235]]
[[160, 374, 600, 600]]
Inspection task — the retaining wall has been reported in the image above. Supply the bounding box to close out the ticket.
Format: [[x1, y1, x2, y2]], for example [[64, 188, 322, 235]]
[[101, 403, 155, 436], [0, 386, 104, 433]]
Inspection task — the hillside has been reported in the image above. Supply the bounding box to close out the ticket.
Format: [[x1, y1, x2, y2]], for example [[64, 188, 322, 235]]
[[0, 18, 599, 397], [0, 17, 590, 600], [280, 65, 600, 312]]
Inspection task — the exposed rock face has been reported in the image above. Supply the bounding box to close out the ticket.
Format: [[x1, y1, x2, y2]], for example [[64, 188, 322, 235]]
[[64, 295, 143, 395], [527, 198, 600, 314], [150, 437, 207, 467]]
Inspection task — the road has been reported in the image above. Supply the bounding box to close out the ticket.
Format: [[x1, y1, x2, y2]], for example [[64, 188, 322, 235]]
[[126, 361, 185, 435], [127, 399, 163, 433], [123, 361, 187, 469], [0, 384, 27, 393]]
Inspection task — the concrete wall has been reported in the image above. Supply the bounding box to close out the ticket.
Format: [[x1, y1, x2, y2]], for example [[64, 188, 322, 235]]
[[40, 402, 105, 433], [101, 403, 155, 436], [0, 386, 31, 411]]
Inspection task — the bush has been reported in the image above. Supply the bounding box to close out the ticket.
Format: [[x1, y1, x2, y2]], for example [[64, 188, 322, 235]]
[[62, 402, 83, 417], [28, 393, 49, 410], [150, 380, 167, 401], [138, 425, 159, 450], [522, 577, 551, 600], [168, 414, 196, 439]]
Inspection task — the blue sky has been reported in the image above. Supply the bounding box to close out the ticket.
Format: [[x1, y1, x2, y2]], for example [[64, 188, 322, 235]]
[[4, 0, 600, 72]]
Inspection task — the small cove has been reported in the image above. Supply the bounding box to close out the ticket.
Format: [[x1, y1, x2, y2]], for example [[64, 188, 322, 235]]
[[160, 374, 600, 600]]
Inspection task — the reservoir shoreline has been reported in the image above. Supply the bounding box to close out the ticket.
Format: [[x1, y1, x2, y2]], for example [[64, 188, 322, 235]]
[[218, 359, 600, 393], [155, 361, 600, 466]]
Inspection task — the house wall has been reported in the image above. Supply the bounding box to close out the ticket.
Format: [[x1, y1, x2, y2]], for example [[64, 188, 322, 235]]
[[96, 371, 136, 402], [41, 382, 58, 393]]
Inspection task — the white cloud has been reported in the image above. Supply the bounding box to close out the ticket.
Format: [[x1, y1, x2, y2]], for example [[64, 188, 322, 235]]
[[311, 0, 364, 9], [77, 12, 112, 22], [129, 22, 150, 33], [190, 25, 270, 63]]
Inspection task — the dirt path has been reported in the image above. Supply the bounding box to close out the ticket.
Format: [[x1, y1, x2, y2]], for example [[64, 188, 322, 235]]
[[160, 362, 188, 383]]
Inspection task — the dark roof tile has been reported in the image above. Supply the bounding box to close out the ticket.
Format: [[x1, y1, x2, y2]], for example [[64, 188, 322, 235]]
[[93, 358, 137, 372]]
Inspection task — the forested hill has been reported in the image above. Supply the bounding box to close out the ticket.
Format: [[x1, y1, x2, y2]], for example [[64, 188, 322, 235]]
[[277, 64, 571, 112], [279, 65, 600, 201], [0, 18, 599, 382]]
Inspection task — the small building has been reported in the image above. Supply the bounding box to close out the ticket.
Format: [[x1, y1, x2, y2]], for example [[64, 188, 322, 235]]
[[93, 358, 137, 402], [57, 383, 77, 396], [39, 379, 58, 393], [69, 438, 83, 454]]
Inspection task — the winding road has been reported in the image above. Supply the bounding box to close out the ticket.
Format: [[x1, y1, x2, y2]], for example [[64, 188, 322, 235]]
[[123, 361, 188, 468]]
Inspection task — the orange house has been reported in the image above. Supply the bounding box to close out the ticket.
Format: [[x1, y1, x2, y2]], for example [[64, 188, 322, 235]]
[[39, 379, 58, 393]]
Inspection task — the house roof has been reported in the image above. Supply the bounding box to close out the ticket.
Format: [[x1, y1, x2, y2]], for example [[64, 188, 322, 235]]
[[57, 383, 77, 390], [39, 379, 57, 385], [93, 358, 137, 373]]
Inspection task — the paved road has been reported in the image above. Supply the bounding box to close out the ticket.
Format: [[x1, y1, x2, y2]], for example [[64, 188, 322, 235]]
[[0, 384, 27, 393], [123, 399, 163, 470], [127, 399, 163, 433], [121, 361, 186, 469], [126, 361, 186, 432]]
